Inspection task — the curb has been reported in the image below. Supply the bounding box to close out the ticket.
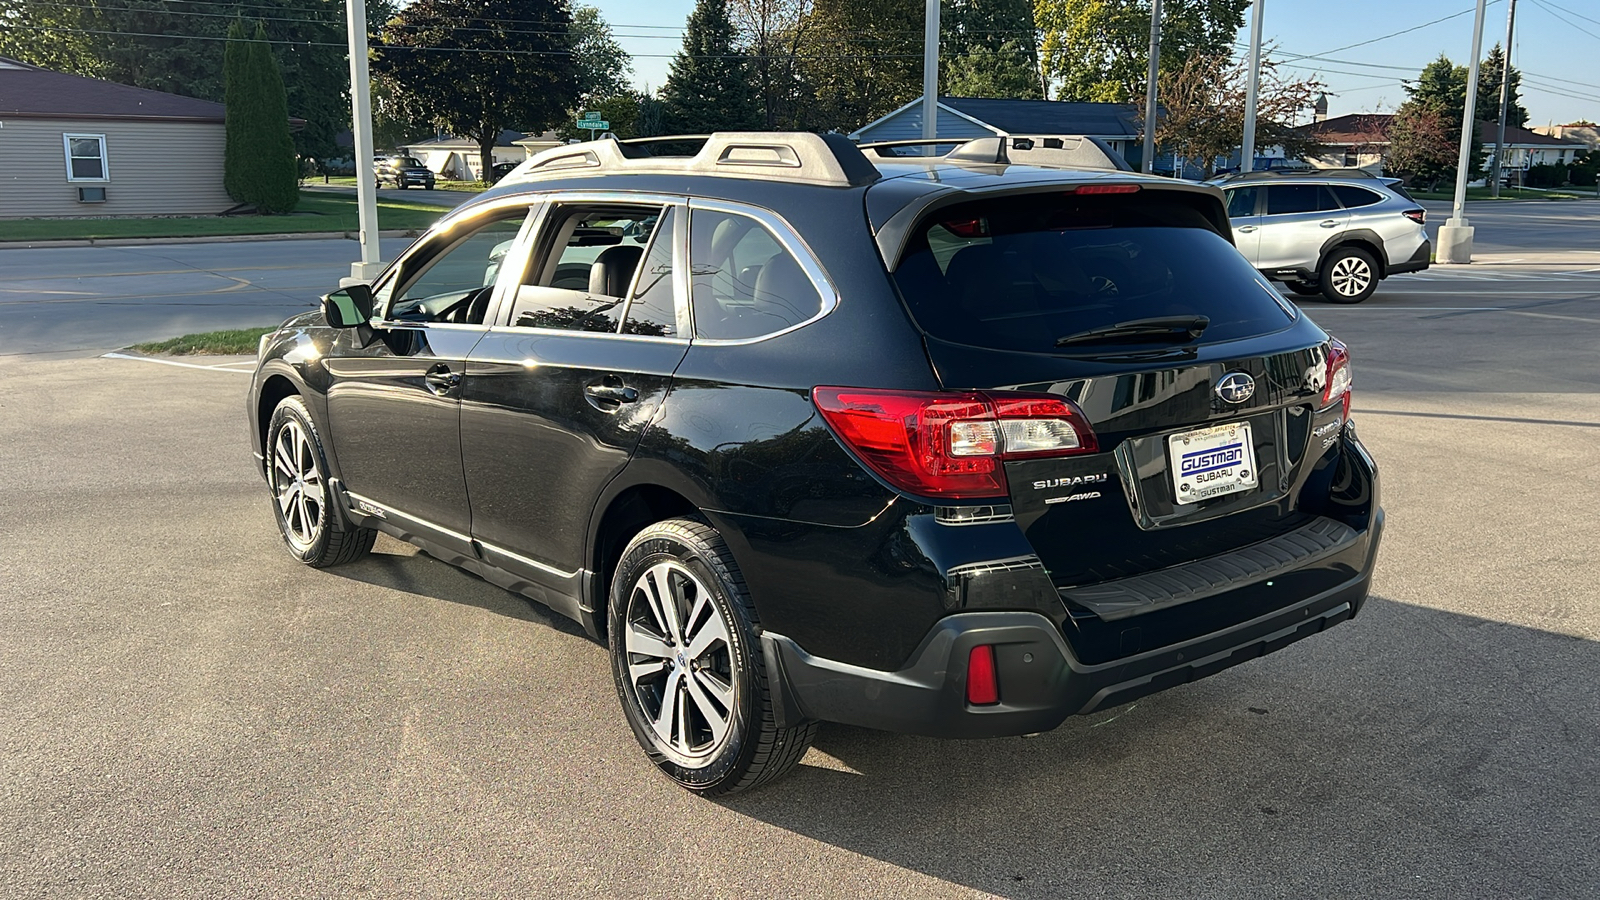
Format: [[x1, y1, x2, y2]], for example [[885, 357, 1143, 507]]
[[0, 229, 419, 250]]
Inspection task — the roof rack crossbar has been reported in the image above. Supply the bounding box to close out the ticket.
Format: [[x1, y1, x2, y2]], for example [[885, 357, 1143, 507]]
[[508, 132, 880, 188]]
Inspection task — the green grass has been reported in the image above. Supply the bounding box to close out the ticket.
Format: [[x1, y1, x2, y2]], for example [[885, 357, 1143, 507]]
[[320, 174, 491, 192], [130, 326, 279, 356], [0, 191, 448, 242], [1409, 186, 1590, 201]]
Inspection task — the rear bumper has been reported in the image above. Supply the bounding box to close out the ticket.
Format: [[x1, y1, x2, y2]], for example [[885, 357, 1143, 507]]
[[764, 508, 1383, 739], [1387, 239, 1431, 275]]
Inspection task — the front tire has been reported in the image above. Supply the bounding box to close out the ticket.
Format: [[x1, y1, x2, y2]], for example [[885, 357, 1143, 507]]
[[1320, 247, 1379, 304], [609, 518, 816, 795], [266, 397, 376, 568]]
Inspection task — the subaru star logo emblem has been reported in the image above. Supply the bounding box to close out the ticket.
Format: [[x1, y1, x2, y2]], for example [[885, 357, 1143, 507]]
[[1215, 372, 1255, 404]]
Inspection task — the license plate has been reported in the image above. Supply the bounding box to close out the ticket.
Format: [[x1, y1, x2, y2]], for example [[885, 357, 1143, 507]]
[[1168, 421, 1258, 505]]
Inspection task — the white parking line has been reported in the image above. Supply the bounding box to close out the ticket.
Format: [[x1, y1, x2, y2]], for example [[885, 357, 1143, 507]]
[[101, 351, 254, 373]]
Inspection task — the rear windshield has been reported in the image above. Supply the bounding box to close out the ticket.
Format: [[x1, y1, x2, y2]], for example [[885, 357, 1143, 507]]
[[891, 193, 1295, 353]]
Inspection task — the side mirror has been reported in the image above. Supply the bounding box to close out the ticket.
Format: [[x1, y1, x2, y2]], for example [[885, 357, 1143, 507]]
[[321, 284, 373, 328]]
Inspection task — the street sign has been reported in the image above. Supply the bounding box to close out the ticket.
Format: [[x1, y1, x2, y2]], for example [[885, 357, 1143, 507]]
[[576, 113, 603, 127], [584, 120, 609, 131]]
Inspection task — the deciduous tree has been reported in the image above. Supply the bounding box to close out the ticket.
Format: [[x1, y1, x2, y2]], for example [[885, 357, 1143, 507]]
[[1035, 0, 1248, 102], [374, 0, 579, 179], [1152, 49, 1324, 176], [798, 0, 922, 131], [729, 0, 815, 128]]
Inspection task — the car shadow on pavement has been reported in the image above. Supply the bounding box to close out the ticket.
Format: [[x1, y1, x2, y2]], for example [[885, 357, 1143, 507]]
[[328, 535, 590, 639], [720, 596, 1599, 899]]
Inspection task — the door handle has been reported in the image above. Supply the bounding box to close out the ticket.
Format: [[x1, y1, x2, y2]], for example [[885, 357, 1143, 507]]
[[584, 378, 639, 406], [424, 364, 461, 394], [1236, 225, 1258, 233], [1319, 220, 1340, 228]]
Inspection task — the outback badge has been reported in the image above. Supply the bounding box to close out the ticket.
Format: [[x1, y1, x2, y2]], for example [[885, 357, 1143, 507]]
[[1215, 372, 1255, 404]]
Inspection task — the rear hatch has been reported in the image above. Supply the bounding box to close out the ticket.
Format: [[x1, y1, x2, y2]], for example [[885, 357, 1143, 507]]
[[881, 185, 1349, 589]]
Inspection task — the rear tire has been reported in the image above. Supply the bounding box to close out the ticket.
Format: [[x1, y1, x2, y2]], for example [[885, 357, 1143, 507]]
[[266, 396, 376, 568], [609, 518, 816, 795], [1284, 280, 1321, 296], [1319, 247, 1379, 304]]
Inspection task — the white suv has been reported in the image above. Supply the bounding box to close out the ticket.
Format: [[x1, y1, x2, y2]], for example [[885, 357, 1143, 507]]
[[1218, 171, 1430, 304]]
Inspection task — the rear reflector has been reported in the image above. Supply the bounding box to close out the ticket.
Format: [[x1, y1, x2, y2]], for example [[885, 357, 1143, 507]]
[[812, 387, 1098, 500], [1072, 184, 1141, 195], [967, 645, 999, 705]]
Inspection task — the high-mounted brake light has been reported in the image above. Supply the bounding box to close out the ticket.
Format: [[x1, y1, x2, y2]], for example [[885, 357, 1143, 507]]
[[1402, 208, 1426, 225], [1072, 184, 1141, 195], [1324, 338, 1353, 420], [942, 216, 989, 238], [812, 387, 1098, 500]]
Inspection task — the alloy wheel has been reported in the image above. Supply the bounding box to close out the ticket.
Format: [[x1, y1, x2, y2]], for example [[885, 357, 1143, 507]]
[[271, 420, 324, 552], [1329, 256, 1372, 298], [622, 560, 737, 764]]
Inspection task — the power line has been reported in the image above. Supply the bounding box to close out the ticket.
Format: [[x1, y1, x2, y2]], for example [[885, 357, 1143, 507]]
[[1525, 0, 1600, 42], [1284, 3, 1501, 62]]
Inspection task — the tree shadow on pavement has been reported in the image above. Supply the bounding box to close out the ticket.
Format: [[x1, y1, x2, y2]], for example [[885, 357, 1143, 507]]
[[721, 596, 1599, 899]]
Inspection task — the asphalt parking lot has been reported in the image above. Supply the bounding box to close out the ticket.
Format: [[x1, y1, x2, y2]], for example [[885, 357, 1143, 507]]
[[2, 205, 1598, 898]]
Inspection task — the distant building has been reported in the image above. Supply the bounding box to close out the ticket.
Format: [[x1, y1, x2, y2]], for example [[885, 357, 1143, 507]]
[[1532, 122, 1600, 153], [401, 130, 527, 181], [0, 56, 237, 218], [1300, 113, 1586, 174], [850, 96, 1147, 163]]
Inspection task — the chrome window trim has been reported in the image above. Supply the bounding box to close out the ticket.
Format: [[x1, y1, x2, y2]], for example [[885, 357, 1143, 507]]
[[478, 326, 688, 347], [495, 192, 692, 343], [685, 197, 841, 346]]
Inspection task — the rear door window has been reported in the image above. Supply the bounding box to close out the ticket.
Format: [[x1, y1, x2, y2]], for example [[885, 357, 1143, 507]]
[[890, 192, 1294, 353], [689, 208, 824, 341], [506, 204, 665, 333], [1225, 186, 1259, 218]]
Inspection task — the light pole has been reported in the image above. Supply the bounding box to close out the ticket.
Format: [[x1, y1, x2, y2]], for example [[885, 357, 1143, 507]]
[[343, 0, 382, 285], [1141, 0, 1162, 174], [1491, 0, 1517, 199], [1241, 0, 1265, 173], [921, 0, 939, 146], [1438, 0, 1489, 265]]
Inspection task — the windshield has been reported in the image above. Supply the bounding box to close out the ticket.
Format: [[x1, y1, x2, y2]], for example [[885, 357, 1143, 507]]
[[891, 193, 1295, 353]]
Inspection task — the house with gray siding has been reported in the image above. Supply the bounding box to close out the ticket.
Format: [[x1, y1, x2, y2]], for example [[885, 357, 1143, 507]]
[[0, 56, 235, 218], [850, 96, 1148, 162]]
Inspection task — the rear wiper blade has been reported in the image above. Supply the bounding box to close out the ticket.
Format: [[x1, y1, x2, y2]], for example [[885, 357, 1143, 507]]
[[1055, 316, 1210, 347]]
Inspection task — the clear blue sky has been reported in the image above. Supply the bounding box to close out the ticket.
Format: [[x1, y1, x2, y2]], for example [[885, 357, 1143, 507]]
[[593, 0, 1598, 126]]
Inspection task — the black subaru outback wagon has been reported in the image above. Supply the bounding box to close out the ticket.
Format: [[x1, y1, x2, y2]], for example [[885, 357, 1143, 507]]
[[248, 132, 1383, 794]]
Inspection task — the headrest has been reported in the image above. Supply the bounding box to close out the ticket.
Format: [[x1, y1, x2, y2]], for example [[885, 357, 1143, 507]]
[[588, 244, 645, 297]]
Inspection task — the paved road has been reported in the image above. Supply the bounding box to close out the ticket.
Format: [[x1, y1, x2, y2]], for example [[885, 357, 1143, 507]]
[[2, 205, 1598, 898], [1420, 197, 1600, 258]]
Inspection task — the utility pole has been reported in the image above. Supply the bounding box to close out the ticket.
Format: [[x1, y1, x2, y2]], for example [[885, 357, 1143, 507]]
[[1438, 0, 1489, 265], [1241, 0, 1265, 173], [921, 0, 939, 147], [344, 0, 382, 284], [1491, 0, 1517, 199], [1141, 0, 1162, 174]]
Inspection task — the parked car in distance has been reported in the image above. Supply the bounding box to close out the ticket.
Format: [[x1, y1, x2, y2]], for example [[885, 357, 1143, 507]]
[[489, 161, 520, 183], [1216, 169, 1429, 303], [248, 132, 1383, 795], [374, 155, 436, 190]]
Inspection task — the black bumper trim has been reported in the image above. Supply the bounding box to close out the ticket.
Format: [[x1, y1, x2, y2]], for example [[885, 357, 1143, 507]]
[[764, 509, 1381, 739], [1061, 516, 1358, 621], [1388, 239, 1432, 275]]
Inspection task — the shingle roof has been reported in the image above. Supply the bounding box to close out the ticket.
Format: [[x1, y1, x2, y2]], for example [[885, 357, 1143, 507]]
[[1303, 113, 1395, 145], [939, 97, 1145, 138], [0, 56, 226, 122], [1476, 120, 1586, 147]]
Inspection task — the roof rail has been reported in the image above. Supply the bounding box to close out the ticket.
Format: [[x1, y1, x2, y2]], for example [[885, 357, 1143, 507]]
[[507, 132, 880, 188], [1216, 167, 1379, 183], [860, 135, 1132, 172]]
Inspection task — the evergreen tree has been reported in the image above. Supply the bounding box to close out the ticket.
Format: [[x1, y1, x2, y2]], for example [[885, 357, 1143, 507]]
[[1388, 55, 1482, 190], [223, 20, 251, 204], [249, 24, 300, 213], [944, 41, 1044, 100], [943, 0, 1041, 98], [223, 23, 299, 213], [660, 0, 762, 133], [1477, 44, 1528, 130]]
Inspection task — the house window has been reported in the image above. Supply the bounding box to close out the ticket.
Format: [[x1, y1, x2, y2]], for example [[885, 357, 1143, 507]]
[[63, 134, 109, 182], [1343, 148, 1358, 166]]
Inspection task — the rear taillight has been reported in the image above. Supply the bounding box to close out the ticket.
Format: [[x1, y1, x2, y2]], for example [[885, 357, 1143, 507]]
[[1072, 183, 1141, 195], [1324, 338, 1353, 419], [812, 387, 1098, 500], [1402, 208, 1426, 225]]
